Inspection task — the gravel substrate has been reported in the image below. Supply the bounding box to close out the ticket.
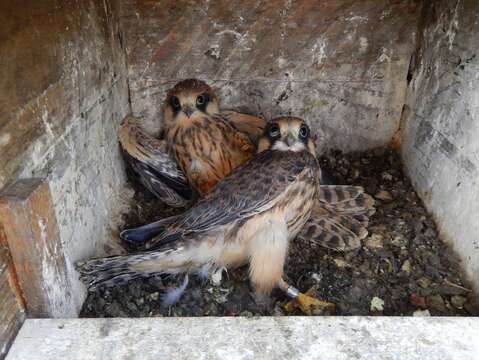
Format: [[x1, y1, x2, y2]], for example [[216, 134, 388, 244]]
[[81, 148, 479, 317]]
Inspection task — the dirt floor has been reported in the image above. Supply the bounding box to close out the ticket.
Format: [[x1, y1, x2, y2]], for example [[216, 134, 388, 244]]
[[81, 148, 479, 317]]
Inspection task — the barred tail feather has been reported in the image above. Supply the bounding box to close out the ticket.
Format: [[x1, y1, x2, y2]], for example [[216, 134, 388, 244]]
[[76, 251, 176, 290], [298, 185, 375, 251], [319, 185, 375, 217]]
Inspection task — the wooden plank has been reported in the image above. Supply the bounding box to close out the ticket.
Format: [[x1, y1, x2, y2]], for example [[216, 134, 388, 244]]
[[0, 179, 71, 318], [0, 224, 25, 359]]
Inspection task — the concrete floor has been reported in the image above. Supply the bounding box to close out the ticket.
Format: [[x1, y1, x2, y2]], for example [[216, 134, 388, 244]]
[[7, 317, 479, 359]]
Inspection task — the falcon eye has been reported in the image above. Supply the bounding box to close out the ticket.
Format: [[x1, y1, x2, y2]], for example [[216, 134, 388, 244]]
[[299, 124, 309, 139], [196, 93, 209, 110], [269, 123, 281, 138], [170, 96, 181, 111]]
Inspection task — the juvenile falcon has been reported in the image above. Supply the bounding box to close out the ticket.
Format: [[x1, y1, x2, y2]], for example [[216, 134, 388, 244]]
[[118, 79, 265, 206], [77, 117, 332, 313], [161, 79, 257, 195]]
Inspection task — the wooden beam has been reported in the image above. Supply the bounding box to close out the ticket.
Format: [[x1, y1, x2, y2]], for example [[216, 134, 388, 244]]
[[0, 179, 71, 318], [0, 227, 25, 359]]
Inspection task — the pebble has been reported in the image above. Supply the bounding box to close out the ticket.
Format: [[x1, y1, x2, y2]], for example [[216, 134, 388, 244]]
[[333, 257, 348, 268], [149, 292, 159, 301], [311, 273, 322, 283], [413, 309, 431, 317], [391, 235, 408, 247], [370, 297, 385, 312], [401, 260, 412, 273], [382, 172, 393, 181], [135, 297, 145, 306], [240, 311, 254, 318], [365, 234, 384, 249], [410, 293, 426, 308], [427, 294, 446, 313], [451, 295, 467, 309], [375, 190, 393, 201], [417, 277, 431, 289]]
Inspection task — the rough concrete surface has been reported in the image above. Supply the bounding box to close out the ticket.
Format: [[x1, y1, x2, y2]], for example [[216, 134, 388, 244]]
[[0, 0, 130, 316], [119, 0, 420, 152], [7, 317, 479, 360], [402, 0, 479, 292]]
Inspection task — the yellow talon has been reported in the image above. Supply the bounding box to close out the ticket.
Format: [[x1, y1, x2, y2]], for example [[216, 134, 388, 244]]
[[283, 287, 335, 315]]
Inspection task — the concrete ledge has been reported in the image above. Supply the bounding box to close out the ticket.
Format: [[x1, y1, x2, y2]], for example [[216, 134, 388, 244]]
[[7, 317, 479, 359]]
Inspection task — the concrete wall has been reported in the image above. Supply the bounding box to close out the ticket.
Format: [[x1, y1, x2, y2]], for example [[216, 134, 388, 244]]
[[402, 0, 479, 290], [119, 0, 421, 152], [0, 1, 130, 316]]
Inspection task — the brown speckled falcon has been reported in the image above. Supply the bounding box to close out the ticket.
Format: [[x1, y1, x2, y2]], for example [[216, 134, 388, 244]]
[[77, 118, 333, 313], [162, 79, 257, 195], [118, 79, 265, 206]]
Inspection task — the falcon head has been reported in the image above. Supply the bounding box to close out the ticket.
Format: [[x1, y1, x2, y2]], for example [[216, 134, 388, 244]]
[[257, 117, 316, 154], [163, 79, 220, 125]]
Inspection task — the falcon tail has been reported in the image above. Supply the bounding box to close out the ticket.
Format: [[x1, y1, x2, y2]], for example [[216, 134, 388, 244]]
[[298, 185, 375, 251], [76, 249, 188, 290]]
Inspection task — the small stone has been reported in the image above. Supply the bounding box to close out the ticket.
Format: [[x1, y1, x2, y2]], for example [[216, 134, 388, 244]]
[[311, 273, 322, 283], [333, 257, 347, 268], [365, 234, 384, 249], [370, 296, 385, 312], [401, 260, 412, 273], [417, 277, 431, 289], [135, 297, 145, 306], [391, 235, 408, 247], [451, 295, 467, 309], [375, 190, 393, 202], [413, 309, 431, 317], [410, 293, 426, 308], [382, 172, 393, 181], [126, 301, 138, 312], [351, 168, 360, 179], [240, 311, 254, 317], [105, 303, 128, 317], [149, 292, 159, 301], [427, 294, 446, 312]]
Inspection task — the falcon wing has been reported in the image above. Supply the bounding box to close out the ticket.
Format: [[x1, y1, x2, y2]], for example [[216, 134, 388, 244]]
[[118, 116, 193, 206], [222, 110, 266, 144], [297, 185, 375, 251], [146, 149, 318, 249]]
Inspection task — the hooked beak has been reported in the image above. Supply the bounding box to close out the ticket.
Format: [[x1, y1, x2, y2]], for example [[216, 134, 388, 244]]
[[183, 106, 194, 118], [285, 135, 295, 147]]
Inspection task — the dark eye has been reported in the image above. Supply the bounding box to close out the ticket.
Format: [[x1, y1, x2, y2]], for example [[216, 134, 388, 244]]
[[299, 124, 309, 139], [196, 93, 209, 109], [269, 123, 281, 138], [170, 96, 181, 111]]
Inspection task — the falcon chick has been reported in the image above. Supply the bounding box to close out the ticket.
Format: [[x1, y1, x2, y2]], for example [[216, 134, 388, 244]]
[[77, 117, 332, 313], [118, 79, 265, 206], [162, 79, 256, 195]]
